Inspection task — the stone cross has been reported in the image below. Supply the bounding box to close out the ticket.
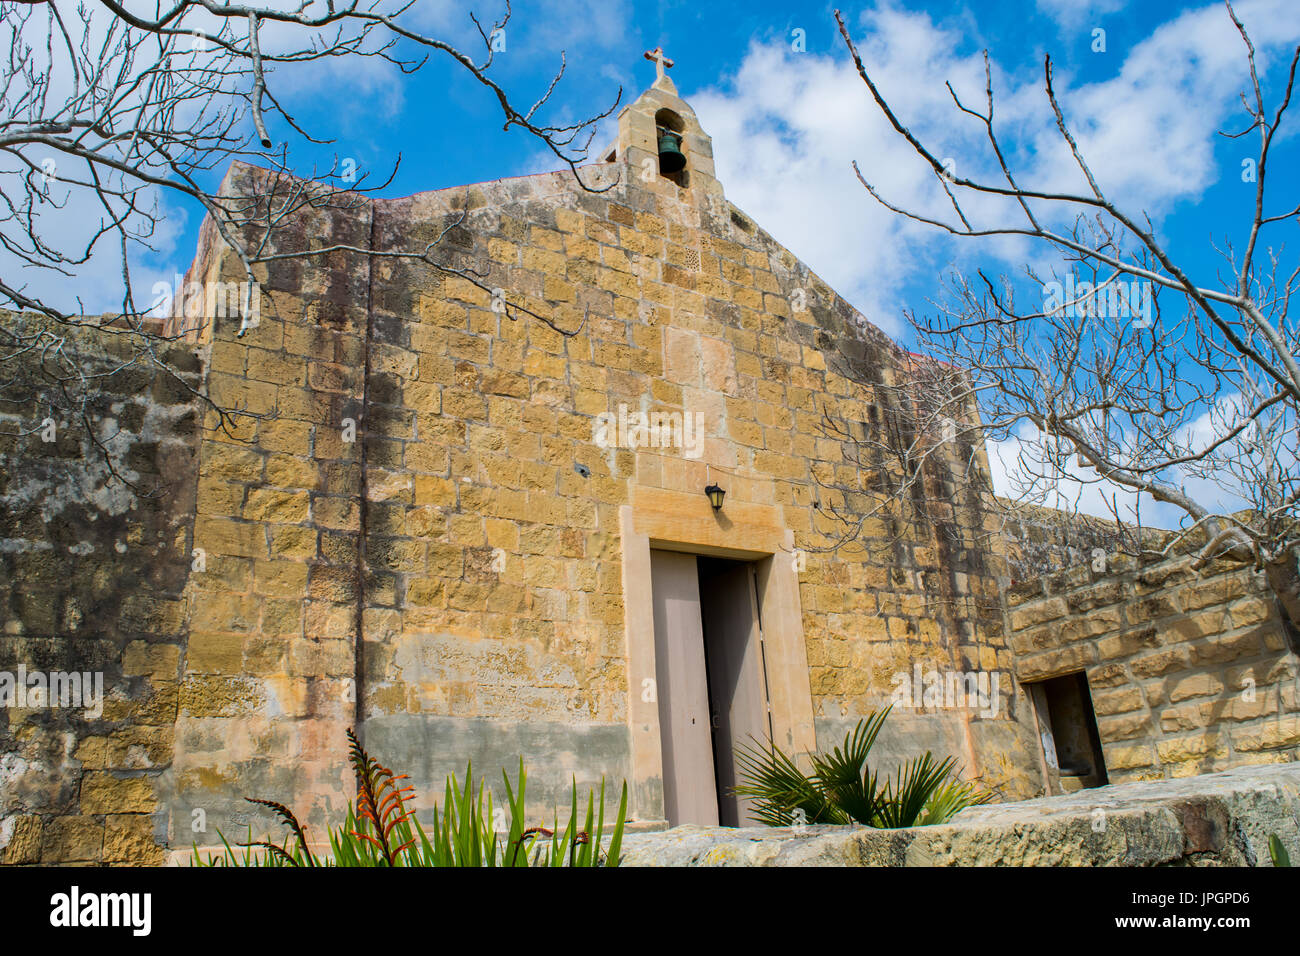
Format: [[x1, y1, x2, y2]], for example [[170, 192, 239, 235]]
[[644, 46, 674, 82]]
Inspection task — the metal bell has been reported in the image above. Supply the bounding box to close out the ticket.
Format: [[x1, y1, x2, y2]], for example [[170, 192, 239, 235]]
[[657, 131, 686, 174]]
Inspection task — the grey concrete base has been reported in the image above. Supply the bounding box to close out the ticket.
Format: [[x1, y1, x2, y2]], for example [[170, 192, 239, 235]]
[[364, 715, 633, 819], [166, 714, 635, 861], [620, 763, 1300, 866]]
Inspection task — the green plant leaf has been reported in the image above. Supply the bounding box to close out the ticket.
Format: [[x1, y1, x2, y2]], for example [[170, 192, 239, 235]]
[[1269, 834, 1291, 867], [734, 707, 992, 830]]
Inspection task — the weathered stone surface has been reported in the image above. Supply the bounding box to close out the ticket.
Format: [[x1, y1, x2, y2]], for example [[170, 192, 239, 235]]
[[154, 72, 1034, 857], [6, 66, 1297, 868], [0, 311, 201, 866], [1002, 547, 1296, 786], [621, 763, 1300, 866]]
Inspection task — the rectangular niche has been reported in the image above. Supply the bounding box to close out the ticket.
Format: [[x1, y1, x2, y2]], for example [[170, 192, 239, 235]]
[[1027, 671, 1109, 791]]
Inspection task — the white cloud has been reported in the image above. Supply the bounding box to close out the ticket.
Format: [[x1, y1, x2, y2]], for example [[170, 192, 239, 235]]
[[984, 393, 1269, 531], [690, 17, 991, 337], [685, 0, 1300, 340], [1035, 0, 1128, 30], [987, 423, 1186, 529]]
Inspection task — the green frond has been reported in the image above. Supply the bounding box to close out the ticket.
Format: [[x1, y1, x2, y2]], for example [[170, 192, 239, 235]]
[[733, 707, 994, 830]]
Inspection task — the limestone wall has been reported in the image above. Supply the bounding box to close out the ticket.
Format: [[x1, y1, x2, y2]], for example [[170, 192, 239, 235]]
[[161, 178, 373, 850], [7, 94, 1296, 862], [2, 100, 1049, 861], [0, 314, 202, 864], [147, 138, 1042, 856], [995, 498, 1144, 583], [1004, 551, 1299, 785], [15, 148, 1298, 862]]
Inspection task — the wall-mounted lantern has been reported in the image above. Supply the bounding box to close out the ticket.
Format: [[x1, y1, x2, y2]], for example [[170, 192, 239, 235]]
[[704, 482, 726, 511]]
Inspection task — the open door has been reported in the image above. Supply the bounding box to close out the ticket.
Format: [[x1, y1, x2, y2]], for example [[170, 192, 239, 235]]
[[649, 550, 771, 827], [698, 558, 772, 826]]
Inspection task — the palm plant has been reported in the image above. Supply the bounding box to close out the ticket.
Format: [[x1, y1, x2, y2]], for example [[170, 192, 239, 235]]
[[734, 706, 992, 828], [193, 729, 627, 867], [1269, 835, 1291, 867]]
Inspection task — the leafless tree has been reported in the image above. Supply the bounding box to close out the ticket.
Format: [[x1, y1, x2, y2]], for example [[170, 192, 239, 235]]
[[0, 0, 619, 481], [826, 2, 1300, 629]]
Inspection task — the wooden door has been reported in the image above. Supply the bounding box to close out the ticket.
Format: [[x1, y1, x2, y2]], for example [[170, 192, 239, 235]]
[[700, 563, 771, 826], [649, 550, 718, 826]]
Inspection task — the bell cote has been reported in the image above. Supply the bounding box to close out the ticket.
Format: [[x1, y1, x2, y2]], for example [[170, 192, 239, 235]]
[[605, 47, 724, 204]]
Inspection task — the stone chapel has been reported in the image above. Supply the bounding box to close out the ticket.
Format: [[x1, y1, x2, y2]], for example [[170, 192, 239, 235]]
[[1, 55, 1295, 865]]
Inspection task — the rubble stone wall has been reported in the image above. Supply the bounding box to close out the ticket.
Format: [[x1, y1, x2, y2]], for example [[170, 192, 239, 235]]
[[0, 315, 202, 864]]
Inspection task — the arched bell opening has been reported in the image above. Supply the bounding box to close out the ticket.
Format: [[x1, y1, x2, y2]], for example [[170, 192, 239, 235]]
[[654, 108, 689, 187]]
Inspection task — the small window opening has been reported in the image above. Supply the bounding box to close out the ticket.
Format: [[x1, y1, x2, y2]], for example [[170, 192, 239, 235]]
[[1029, 671, 1108, 791]]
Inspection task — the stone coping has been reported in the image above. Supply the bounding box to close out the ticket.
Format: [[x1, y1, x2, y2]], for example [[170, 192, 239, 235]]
[[620, 763, 1300, 866]]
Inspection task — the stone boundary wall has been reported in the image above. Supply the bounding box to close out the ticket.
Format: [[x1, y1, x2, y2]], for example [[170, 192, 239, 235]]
[[994, 497, 1167, 584], [1004, 550, 1299, 785], [620, 762, 1300, 866]]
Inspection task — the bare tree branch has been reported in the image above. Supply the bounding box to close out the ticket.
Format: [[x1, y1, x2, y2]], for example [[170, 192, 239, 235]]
[[829, 3, 1300, 628]]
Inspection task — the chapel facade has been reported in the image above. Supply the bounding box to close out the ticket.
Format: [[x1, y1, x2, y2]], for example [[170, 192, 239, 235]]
[[161, 64, 1032, 840]]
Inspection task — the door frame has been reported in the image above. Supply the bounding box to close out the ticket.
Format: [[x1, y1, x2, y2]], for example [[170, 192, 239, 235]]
[[620, 487, 817, 827]]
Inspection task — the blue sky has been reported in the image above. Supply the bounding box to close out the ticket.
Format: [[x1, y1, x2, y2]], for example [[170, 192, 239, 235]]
[[153, 0, 1299, 350]]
